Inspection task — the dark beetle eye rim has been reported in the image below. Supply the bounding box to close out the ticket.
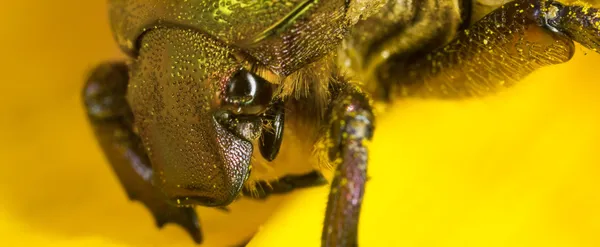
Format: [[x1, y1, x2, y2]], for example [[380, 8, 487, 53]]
[[221, 68, 273, 115]]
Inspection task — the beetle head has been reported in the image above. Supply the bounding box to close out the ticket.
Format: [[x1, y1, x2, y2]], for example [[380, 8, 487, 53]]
[[127, 28, 283, 207]]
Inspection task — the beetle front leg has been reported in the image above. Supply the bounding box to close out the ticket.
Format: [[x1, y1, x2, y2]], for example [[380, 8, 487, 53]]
[[376, 0, 600, 99], [543, 0, 600, 52], [320, 84, 374, 247], [83, 62, 202, 243]]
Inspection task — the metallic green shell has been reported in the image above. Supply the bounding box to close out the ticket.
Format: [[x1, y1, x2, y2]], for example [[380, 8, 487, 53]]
[[108, 0, 300, 52], [108, 0, 352, 75]]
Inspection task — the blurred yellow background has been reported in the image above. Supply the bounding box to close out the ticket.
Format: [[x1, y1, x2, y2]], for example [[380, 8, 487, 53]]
[[2, 1, 600, 247]]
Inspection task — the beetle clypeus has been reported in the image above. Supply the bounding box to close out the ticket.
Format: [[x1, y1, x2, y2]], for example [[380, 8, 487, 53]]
[[83, 0, 600, 246]]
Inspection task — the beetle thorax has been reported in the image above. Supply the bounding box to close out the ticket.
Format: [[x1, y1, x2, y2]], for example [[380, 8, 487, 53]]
[[109, 0, 356, 76]]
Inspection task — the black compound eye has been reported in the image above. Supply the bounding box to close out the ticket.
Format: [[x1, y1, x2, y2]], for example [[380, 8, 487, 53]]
[[223, 68, 273, 115]]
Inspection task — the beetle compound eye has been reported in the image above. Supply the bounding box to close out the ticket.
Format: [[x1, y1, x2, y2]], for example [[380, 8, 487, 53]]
[[222, 68, 273, 115], [214, 69, 277, 143]]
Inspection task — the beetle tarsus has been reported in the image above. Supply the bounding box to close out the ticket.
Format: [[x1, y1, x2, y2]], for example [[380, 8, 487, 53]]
[[321, 84, 374, 247], [83, 62, 203, 244], [542, 0, 600, 52]]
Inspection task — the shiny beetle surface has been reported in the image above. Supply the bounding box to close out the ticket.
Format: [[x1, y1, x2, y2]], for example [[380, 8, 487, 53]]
[[83, 0, 600, 246]]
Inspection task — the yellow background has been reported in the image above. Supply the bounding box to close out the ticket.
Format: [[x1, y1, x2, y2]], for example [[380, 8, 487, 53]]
[[1, 1, 600, 247]]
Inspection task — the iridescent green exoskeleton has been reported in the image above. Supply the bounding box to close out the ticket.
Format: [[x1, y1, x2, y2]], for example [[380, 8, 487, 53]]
[[83, 0, 600, 246]]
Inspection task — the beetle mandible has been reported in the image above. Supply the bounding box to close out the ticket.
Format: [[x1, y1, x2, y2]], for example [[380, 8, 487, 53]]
[[83, 0, 600, 246]]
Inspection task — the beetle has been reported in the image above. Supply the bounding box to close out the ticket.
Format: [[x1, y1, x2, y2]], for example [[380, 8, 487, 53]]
[[83, 0, 600, 246]]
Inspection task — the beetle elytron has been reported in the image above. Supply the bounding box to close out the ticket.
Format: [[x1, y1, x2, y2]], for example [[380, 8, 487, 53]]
[[83, 0, 600, 246]]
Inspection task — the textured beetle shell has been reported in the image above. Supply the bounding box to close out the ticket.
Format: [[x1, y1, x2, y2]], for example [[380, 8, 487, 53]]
[[109, 0, 353, 75], [109, 0, 304, 51], [127, 27, 254, 206]]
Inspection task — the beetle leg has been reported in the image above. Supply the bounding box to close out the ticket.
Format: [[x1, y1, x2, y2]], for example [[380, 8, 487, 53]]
[[242, 171, 328, 200], [320, 83, 374, 247], [373, 0, 600, 99], [543, 0, 600, 52], [83, 62, 202, 243]]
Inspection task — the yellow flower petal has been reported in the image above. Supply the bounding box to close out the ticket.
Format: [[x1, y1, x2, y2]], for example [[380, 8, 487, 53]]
[[2, 2, 600, 247]]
